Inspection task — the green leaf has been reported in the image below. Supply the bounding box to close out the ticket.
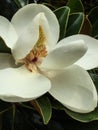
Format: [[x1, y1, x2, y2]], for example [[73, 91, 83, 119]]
[[43, 3, 56, 10], [65, 107, 98, 122], [12, 105, 16, 130], [0, 100, 12, 114], [54, 6, 70, 40], [0, 114, 2, 130], [66, 12, 84, 37], [0, 101, 12, 129], [67, 0, 84, 13], [91, 20, 98, 39], [88, 7, 98, 39], [14, 0, 29, 8], [88, 7, 98, 25], [51, 98, 98, 122], [2, 109, 13, 130], [19, 102, 35, 110], [1, 105, 38, 130], [31, 96, 52, 124], [80, 17, 92, 35], [0, 37, 11, 53], [51, 99, 65, 110]]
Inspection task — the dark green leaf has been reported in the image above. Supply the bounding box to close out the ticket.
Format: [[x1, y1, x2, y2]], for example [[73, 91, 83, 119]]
[[54, 6, 70, 40], [65, 107, 98, 122], [0, 0, 18, 20], [14, 0, 29, 8], [2, 109, 13, 130], [0, 100, 12, 114], [42, 2, 57, 10], [32, 96, 52, 124], [0, 37, 11, 53], [51, 98, 98, 122], [0, 114, 2, 130], [42, 0, 68, 8], [51, 99, 65, 110], [48, 106, 98, 130], [1, 105, 38, 130], [80, 17, 92, 35], [88, 7, 98, 25], [14, 106, 38, 130], [19, 102, 35, 110], [1, 105, 18, 130], [67, 0, 84, 13], [12, 105, 16, 130], [91, 20, 98, 39], [86, 9, 98, 38], [66, 12, 84, 37]]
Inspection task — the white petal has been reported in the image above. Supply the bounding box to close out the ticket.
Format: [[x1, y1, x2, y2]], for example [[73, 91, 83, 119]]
[[11, 4, 59, 44], [61, 34, 98, 70], [75, 35, 98, 70], [0, 66, 51, 102], [12, 12, 55, 61], [0, 53, 16, 69], [0, 16, 17, 48], [49, 65, 97, 113], [41, 39, 87, 69]]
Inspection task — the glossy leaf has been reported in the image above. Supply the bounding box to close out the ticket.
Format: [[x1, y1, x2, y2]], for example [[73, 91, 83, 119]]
[[0, 37, 11, 53], [1, 109, 13, 130], [1, 106, 37, 130], [19, 102, 35, 110], [14, 0, 29, 8], [91, 20, 98, 39], [42, 3, 56, 10], [88, 7, 98, 25], [43, 0, 68, 8], [0, 100, 12, 114], [31, 96, 52, 124], [51, 97, 98, 122], [0, 0, 18, 20], [66, 12, 84, 37], [54, 6, 70, 40], [0, 114, 2, 130], [65, 107, 98, 122], [12, 105, 16, 130], [1, 105, 16, 130], [88, 7, 98, 39], [67, 0, 84, 13], [80, 17, 92, 35]]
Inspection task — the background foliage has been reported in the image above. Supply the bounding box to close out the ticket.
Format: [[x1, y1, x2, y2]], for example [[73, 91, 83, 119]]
[[0, 0, 98, 130]]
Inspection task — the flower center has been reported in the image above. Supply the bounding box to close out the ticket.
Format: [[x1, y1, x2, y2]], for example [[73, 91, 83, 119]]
[[21, 26, 47, 72]]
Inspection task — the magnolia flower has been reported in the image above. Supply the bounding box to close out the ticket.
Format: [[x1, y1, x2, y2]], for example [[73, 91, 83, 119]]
[[0, 4, 98, 113]]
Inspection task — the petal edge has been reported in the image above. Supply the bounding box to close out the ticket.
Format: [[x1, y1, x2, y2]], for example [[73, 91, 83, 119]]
[[49, 65, 97, 113]]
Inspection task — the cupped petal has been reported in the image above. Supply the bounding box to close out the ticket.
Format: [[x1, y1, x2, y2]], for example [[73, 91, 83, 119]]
[[41, 39, 87, 69], [11, 4, 59, 44], [12, 12, 55, 61], [75, 35, 98, 70], [0, 16, 17, 48], [49, 65, 97, 113], [0, 53, 16, 69], [0, 66, 51, 102], [60, 34, 98, 70]]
